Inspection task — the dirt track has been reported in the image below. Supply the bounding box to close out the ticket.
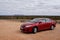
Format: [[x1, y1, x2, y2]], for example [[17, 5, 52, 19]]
[[0, 19, 60, 40]]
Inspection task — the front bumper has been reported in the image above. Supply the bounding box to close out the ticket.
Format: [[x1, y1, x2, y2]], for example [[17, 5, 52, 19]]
[[20, 27, 33, 33]]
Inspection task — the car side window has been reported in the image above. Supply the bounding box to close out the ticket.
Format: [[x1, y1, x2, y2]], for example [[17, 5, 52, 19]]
[[46, 19, 51, 22], [40, 19, 46, 23]]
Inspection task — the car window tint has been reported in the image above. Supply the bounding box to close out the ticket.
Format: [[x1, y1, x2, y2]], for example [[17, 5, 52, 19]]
[[46, 19, 51, 22], [40, 19, 46, 22]]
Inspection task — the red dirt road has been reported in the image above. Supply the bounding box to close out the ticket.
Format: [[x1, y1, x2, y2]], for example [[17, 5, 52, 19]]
[[0, 20, 60, 40]]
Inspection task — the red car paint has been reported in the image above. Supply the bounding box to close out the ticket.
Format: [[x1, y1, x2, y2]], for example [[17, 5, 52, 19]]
[[20, 18, 56, 33]]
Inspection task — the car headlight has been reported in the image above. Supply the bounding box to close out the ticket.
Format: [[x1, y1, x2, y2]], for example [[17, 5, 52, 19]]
[[26, 25, 32, 27]]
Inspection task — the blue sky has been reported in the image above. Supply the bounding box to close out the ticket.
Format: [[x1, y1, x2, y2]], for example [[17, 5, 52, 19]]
[[0, 0, 60, 16]]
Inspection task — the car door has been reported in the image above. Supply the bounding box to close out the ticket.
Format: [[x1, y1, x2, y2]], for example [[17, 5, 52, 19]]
[[45, 19, 52, 29], [38, 19, 46, 30]]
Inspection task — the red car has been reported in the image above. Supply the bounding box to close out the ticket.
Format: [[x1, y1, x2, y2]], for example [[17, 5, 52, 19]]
[[20, 18, 56, 33]]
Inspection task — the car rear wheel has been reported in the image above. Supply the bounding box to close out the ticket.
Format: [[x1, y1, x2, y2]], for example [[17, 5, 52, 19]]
[[50, 25, 55, 30], [33, 27, 37, 34]]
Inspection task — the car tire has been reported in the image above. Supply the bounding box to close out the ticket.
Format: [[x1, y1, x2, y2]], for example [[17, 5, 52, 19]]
[[50, 25, 55, 30], [32, 27, 37, 34]]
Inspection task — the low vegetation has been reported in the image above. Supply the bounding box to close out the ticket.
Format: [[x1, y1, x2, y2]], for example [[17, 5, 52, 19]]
[[0, 16, 60, 20]]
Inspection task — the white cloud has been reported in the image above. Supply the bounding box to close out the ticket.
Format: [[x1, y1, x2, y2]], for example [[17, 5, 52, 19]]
[[0, 0, 60, 16]]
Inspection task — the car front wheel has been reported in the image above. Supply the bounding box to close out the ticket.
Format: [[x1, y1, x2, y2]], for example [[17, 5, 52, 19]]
[[33, 27, 37, 34]]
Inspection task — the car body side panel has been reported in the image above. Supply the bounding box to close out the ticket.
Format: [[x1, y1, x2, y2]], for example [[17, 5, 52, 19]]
[[45, 22, 52, 29], [37, 22, 47, 30]]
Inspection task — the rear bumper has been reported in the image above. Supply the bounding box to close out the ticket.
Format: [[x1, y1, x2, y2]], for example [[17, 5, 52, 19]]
[[20, 27, 33, 33]]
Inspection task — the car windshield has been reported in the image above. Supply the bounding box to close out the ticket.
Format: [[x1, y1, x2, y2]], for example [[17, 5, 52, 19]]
[[28, 18, 45, 23]]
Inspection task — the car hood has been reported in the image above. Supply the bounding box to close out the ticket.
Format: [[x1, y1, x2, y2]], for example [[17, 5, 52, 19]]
[[21, 22, 37, 28], [22, 22, 34, 25]]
